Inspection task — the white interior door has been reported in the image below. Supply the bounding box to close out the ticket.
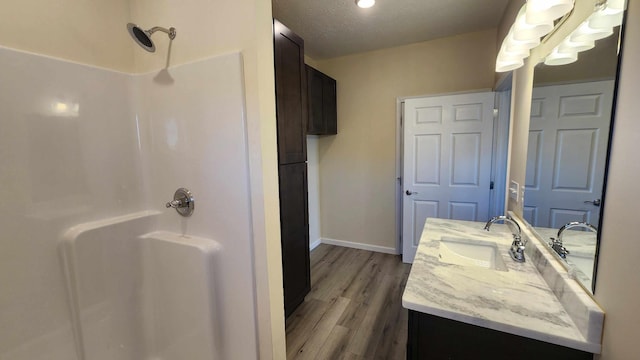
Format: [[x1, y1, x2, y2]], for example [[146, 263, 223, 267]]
[[524, 80, 614, 228], [402, 92, 495, 263]]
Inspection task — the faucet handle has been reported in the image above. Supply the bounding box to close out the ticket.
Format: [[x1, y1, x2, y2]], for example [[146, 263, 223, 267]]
[[165, 188, 195, 217], [509, 240, 526, 262], [166, 199, 183, 208], [549, 237, 570, 258]]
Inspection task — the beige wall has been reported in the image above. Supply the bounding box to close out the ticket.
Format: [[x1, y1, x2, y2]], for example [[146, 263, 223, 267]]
[[0, 0, 134, 72], [314, 30, 497, 249], [129, 0, 285, 357], [305, 55, 322, 246], [594, 1, 640, 358]]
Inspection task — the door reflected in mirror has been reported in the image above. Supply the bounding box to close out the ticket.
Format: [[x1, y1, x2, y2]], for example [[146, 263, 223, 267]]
[[523, 24, 623, 294]]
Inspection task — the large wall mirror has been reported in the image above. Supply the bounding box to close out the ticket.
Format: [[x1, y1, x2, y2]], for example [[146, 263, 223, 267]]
[[523, 13, 625, 294]]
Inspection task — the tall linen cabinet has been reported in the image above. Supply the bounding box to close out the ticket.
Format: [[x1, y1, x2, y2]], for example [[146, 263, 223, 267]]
[[273, 19, 310, 317]]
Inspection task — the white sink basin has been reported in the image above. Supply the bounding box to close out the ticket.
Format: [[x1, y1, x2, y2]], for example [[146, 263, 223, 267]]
[[439, 237, 508, 271]]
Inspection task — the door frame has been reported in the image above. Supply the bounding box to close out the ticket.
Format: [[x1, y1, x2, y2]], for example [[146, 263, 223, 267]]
[[394, 88, 510, 254]]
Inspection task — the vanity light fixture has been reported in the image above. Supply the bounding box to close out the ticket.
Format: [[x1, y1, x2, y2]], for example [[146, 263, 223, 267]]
[[495, 1, 574, 72], [544, 0, 625, 66], [356, 0, 375, 8]]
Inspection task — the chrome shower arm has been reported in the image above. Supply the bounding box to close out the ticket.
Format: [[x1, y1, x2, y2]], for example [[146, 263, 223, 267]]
[[148, 26, 177, 40]]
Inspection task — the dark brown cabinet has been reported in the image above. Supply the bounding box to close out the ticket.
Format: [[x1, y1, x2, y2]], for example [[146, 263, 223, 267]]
[[274, 20, 307, 165], [273, 19, 311, 317], [407, 311, 592, 360], [306, 65, 337, 135], [278, 163, 310, 316]]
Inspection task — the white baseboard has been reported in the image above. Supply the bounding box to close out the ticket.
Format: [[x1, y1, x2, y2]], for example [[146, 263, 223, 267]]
[[309, 238, 322, 251], [319, 237, 398, 255]]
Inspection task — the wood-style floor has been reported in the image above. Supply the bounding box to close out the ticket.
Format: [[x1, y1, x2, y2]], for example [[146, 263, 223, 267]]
[[285, 244, 412, 360]]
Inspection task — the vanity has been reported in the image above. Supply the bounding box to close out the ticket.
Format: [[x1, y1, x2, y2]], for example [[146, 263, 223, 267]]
[[399, 0, 627, 357], [402, 218, 603, 359]]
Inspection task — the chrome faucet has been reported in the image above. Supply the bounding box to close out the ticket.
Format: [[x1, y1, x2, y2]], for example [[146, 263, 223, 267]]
[[558, 222, 598, 239], [551, 222, 598, 258], [485, 215, 526, 263], [548, 237, 570, 258]]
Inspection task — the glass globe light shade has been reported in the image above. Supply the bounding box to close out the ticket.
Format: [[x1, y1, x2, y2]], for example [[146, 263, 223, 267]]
[[496, 53, 525, 72], [356, 0, 375, 8], [526, 0, 574, 25], [589, 10, 624, 29], [558, 37, 595, 53], [545, 46, 579, 66], [570, 21, 614, 42], [513, 5, 554, 41]]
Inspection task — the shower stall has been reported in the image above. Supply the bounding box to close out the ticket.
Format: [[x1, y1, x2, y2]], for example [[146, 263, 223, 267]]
[[0, 2, 281, 358]]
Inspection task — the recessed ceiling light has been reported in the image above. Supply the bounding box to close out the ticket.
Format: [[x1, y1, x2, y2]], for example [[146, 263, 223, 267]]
[[356, 0, 375, 9]]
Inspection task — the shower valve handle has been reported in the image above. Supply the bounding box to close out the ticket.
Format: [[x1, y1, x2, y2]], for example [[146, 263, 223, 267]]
[[166, 199, 183, 208], [165, 188, 195, 217]]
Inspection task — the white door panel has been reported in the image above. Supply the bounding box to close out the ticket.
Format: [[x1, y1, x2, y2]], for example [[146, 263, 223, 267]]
[[525, 81, 614, 228], [402, 92, 494, 263], [411, 201, 439, 247]]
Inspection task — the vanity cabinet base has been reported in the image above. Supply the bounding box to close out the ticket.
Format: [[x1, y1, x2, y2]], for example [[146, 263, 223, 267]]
[[407, 310, 592, 360]]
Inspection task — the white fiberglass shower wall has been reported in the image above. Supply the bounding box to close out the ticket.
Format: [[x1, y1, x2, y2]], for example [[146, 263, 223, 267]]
[[0, 1, 280, 358], [0, 46, 259, 360], [0, 46, 147, 360]]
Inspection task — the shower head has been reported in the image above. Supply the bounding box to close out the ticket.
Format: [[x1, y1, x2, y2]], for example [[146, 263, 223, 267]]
[[127, 23, 176, 53]]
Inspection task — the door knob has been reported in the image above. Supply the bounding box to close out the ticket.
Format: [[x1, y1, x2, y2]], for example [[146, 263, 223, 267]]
[[584, 199, 601, 207], [405, 190, 419, 196]]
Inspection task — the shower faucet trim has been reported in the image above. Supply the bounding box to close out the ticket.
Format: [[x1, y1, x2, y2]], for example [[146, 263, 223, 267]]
[[166, 188, 194, 217]]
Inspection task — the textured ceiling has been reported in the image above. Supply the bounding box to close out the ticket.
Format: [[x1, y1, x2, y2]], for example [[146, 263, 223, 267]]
[[272, 0, 510, 59]]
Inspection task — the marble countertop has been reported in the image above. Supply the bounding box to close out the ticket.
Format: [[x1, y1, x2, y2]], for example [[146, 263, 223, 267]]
[[529, 226, 597, 289], [402, 218, 601, 353]]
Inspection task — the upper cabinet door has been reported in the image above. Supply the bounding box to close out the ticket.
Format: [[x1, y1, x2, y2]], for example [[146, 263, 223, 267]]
[[306, 65, 337, 136], [274, 20, 307, 164], [322, 72, 337, 135], [306, 65, 325, 135]]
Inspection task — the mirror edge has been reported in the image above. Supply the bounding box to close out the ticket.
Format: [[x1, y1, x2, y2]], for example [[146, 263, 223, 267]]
[[591, 7, 629, 294]]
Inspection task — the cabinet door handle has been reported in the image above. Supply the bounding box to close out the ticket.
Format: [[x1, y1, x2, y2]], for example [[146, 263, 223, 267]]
[[406, 190, 419, 196]]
